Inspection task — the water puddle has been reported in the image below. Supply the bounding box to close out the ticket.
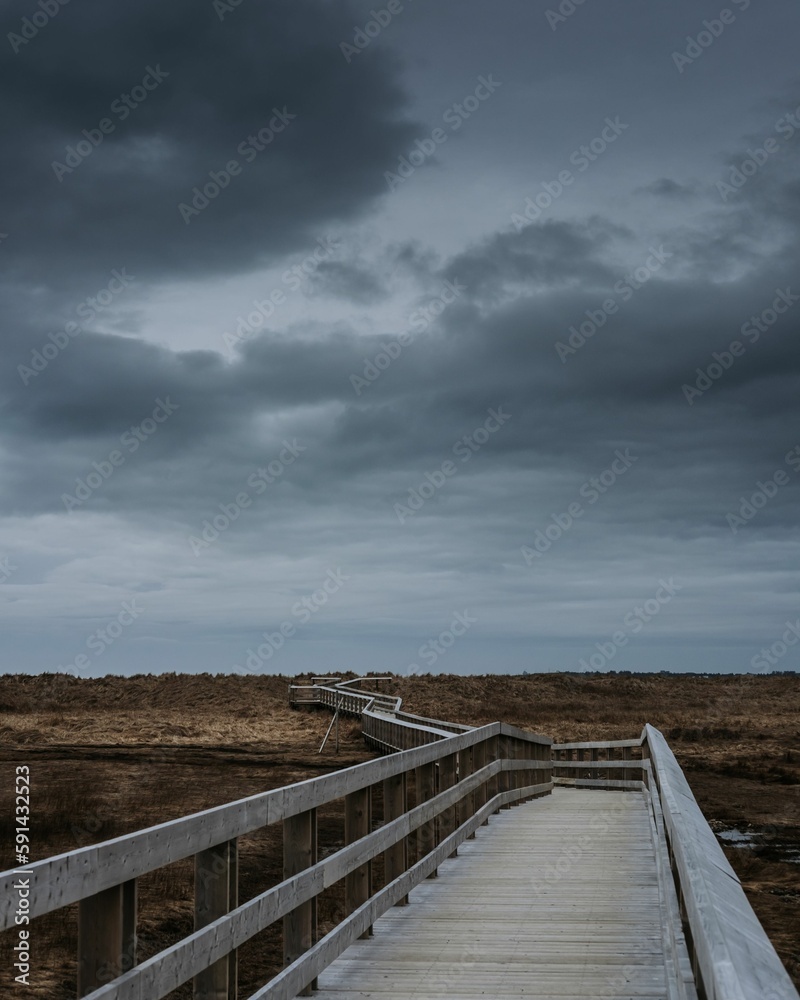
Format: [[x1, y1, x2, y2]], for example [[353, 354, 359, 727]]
[[716, 827, 800, 863]]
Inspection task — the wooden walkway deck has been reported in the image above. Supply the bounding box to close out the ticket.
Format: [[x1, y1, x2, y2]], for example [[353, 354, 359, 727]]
[[314, 788, 678, 1000]]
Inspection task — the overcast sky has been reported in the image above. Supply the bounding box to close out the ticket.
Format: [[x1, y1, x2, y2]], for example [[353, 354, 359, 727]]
[[2, 0, 800, 677]]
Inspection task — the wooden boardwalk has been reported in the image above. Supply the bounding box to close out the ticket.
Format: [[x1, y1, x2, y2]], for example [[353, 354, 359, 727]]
[[4, 680, 798, 1000], [315, 788, 679, 1000]]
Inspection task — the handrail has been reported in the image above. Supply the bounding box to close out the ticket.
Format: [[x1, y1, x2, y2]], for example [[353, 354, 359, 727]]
[[642, 724, 799, 1000], [0, 721, 546, 926], [0, 685, 551, 1000]]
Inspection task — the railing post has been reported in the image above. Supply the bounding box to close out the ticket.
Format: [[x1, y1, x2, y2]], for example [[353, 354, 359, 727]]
[[621, 745, 630, 783], [283, 809, 317, 995], [473, 739, 487, 822], [461, 744, 476, 837], [194, 839, 238, 1000], [415, 761, 439, 877], [489, 735, 501, 814], [519, 740, 531, 803], [345, 786, 373, 934], [499, 734, 511, 809], [77, 879, 137, 997], [383, 771, 409, 904], [438, 751, 458, 857]]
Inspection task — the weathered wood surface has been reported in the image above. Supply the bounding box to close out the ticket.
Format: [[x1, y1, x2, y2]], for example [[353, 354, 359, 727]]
[[644, 724, 799, 1000], [311, 788, 684, 1000]]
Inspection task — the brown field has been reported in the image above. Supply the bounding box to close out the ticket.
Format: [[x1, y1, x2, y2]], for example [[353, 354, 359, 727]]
[[0, 671, 798, 996]]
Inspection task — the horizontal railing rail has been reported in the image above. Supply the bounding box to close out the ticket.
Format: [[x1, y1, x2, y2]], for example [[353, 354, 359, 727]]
[[551, 737, 644, 786]]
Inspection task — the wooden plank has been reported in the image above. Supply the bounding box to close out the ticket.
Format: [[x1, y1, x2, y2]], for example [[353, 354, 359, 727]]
[[306, 789, 680, 1000], [552, 738, 643, 751], [248, 778, 553, 1000], [555, 760, 643, 770]]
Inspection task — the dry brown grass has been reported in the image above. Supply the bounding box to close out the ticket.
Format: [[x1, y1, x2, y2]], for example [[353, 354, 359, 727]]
[[0, 671, 798, 994]]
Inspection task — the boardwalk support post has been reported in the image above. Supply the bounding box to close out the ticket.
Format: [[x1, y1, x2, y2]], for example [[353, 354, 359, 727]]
[[77, 879, 137, 997], [345, 786, 373, 934], [416, 761, 438, 877], [194, 839, 238, 999], [284, 809, 317, 995], [383, 771, 409, 904], [439, 751, 458, 856]]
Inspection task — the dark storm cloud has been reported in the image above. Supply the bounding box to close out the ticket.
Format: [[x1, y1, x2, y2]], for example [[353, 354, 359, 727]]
[[0, 0, 417, 287], [638, 179, 698, 199], [5, 148, 800, 544], [3, 0, 800, 674], [308, 259, 389, 304]]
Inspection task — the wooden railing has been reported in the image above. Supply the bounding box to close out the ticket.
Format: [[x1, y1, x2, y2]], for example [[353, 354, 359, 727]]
[[551, 737, 644, 787], [554, 727, 799, 1000], [0, 695, 550, 1000]]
